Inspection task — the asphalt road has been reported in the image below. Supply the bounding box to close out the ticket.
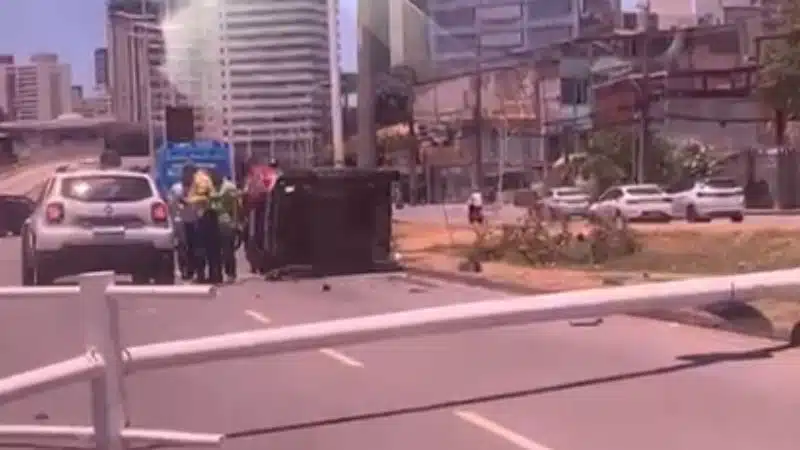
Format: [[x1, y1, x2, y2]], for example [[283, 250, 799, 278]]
[[0, 150, 97, 196], [395, 203, 800, 230], [0, 165, 799, 449]]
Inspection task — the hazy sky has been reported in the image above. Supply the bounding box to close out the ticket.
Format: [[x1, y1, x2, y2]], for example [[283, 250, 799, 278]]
[[0, 0, 636, 90]]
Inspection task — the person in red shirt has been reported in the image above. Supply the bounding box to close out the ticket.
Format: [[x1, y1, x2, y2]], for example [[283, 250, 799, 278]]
[[242, 158, 280, 273]]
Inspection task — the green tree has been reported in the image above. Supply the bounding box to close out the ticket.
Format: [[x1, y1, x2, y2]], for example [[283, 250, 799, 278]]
[[564, 129, 675, 196], [758, 0, 800, 144]]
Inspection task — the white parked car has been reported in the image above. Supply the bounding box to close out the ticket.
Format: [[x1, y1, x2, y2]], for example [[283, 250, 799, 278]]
[[589, 184, 673, 222], [670, 177, 744, 223], [541, 186, 590, 217]]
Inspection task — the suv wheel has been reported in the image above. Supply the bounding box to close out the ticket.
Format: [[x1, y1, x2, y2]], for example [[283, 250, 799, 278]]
[[153, 252, 176, 285], [21, 250, 34, 286], [730, 213, 744, 223], [132, 272, 151, 285]]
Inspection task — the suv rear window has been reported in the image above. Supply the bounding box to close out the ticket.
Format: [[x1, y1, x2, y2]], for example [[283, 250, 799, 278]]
[[61, 175, 153, 202]]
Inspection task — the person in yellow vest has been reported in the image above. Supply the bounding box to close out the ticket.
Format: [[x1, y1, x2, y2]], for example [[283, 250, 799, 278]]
[[186, 166, 222, 284]]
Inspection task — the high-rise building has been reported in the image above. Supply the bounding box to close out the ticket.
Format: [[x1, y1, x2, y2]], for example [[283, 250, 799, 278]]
[[107, 9, 164, 126], [94, 48, 109, 90], [71, 85, 84, 108], [0, 55, 13, 120], [218, 0, 335, 164], [106, 3, 217, 144], [0, 54, 72, 121]]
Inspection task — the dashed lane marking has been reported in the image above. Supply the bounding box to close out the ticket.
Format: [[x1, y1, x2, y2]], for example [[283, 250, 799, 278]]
[[319, 348, 365, 367], [244, 309, 271, 325], [243, 310, 364, 367], [454, 410, 553, 450]]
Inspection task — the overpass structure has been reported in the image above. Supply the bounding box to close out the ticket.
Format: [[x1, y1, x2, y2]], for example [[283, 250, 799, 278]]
[[0, 114, 149, 159], [0, 114, 144, 139]]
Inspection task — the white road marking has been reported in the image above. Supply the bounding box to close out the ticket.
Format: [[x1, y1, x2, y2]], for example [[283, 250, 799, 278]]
[[454, 410, 553, 450], [244, 309, 271, 325], [243, 310, 363, 367], [319, 348, 364, 367]]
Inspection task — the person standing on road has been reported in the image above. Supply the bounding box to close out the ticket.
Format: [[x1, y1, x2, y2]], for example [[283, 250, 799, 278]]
[[467, 189, 484, 224], [169, 163, 200, 280], [210, 168, 240, 283], [242, 157, 280, 274], [187, 166, 223, 284]]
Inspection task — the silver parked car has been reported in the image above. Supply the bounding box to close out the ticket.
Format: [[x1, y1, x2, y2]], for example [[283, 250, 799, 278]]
[[541, 186, 591, 217], [20, 168, 176, 285]]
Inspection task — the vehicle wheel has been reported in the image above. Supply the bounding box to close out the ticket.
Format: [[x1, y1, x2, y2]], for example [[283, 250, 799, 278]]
[[21, 240, 34, 286], [132, 272, 151, 285], [34, 265, 55, 286], [154, 253, 176, 285], [730, 213, 744, 223], [686, 205, 699, 223]]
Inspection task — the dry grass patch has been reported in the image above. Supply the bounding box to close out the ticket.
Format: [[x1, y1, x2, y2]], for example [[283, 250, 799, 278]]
[[394, 220, 800, 333]]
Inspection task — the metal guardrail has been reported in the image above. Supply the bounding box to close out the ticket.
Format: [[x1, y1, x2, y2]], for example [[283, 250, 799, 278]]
[[1, 268, 800, 449]]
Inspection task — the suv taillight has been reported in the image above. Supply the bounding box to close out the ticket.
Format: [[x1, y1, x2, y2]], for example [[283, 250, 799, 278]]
[[151, 202, 168, 223], [45, 202, 64, 224]]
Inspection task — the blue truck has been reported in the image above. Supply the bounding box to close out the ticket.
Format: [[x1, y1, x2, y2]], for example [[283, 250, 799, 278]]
[[153, 140, 234, 197]]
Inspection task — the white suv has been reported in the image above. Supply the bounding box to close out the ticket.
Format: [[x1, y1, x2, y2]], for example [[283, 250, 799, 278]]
[[670, 177, 744, 223], [20, 169, 176, 285]]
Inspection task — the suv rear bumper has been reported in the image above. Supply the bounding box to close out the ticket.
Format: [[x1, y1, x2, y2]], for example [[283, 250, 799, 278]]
[[34, 226, 174, 252], [35, 244, 173, 277]]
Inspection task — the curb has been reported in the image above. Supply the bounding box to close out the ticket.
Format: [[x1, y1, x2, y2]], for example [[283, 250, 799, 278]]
[[405, 266, 798, 344], [745, 209, 800, 216]]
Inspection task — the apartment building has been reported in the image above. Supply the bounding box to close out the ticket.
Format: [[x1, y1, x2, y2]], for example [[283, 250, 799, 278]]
[[427, 0, 621, 69], [74, 92, 113, 118], [0, 54, 72, 122]]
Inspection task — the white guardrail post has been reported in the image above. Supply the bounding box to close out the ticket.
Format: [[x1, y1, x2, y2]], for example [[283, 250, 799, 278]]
[[81, 272, 126, 450], [0, 271, 220, 450]]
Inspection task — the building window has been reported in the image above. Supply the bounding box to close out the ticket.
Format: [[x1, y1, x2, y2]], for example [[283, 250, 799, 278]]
[[433, 7, 476, 27], [560, 78, 589, 105], [434, 33, 477, 53], [526, 0, 572, 20], [479, 31, 523, 49]]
